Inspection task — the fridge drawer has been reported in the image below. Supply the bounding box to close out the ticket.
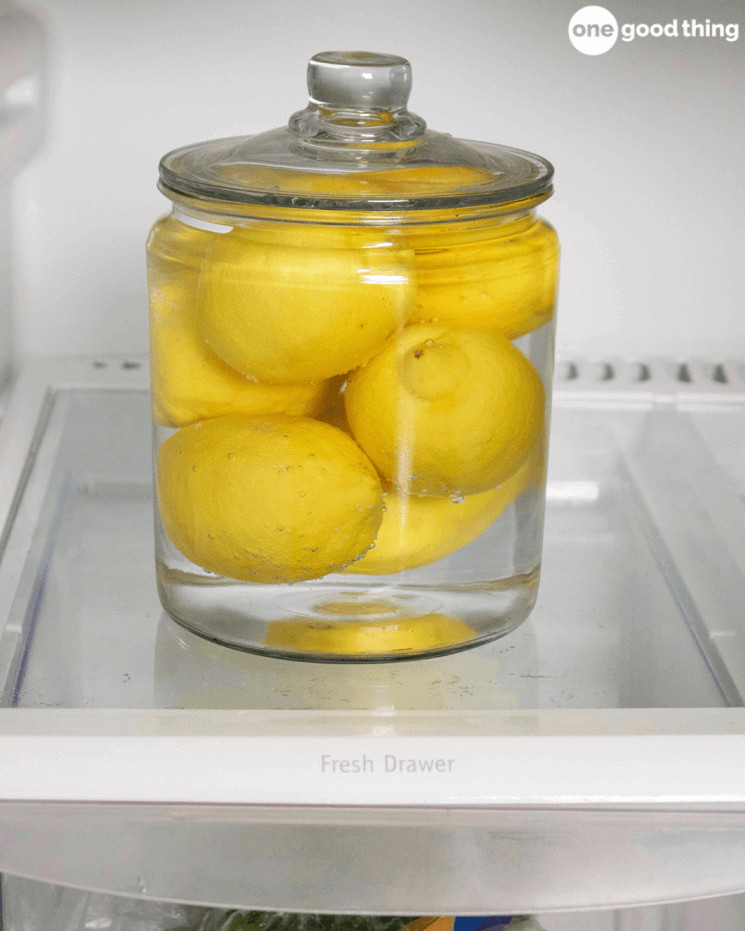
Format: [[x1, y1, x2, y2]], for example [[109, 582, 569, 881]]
[[0, 355, 744, 912]]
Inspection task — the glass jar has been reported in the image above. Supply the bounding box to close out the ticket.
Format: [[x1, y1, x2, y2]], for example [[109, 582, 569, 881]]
[[147, 51, 559, 662]]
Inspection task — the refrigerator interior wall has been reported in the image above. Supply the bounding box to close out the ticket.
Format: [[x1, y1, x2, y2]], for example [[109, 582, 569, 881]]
[[0, 2, 45, 395], [5, 0, 745, 368]]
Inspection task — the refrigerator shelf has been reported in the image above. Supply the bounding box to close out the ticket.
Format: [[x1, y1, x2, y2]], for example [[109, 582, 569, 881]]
[[0, 354, 744, 913]]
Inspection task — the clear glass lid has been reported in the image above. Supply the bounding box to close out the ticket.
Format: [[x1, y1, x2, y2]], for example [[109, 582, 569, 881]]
[[158, 51, 554, 213]]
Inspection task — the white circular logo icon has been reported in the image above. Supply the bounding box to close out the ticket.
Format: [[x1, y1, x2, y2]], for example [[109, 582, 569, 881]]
[[568, 5, 619, 55]]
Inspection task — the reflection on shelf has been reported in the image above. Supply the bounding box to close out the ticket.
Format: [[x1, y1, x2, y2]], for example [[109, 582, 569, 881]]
[[0, 380, 741, 711], [154, 612, 534, 711]]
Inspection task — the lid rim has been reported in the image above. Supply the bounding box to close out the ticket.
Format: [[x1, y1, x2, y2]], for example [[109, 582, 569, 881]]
[[158, 138, 555, 213], [158, 168, 554, 212]]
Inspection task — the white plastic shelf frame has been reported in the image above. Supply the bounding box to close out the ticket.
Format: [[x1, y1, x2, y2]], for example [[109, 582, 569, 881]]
[[0, 355, 744, 914]]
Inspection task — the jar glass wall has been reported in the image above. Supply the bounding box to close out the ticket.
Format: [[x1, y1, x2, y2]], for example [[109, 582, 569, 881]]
[[147, 199, 559, 661]]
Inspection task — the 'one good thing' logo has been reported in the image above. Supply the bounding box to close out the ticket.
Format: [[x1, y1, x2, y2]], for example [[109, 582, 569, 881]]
[[569, 4, 740, 55]]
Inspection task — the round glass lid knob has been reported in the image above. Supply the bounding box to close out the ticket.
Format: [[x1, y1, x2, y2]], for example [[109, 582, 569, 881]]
[[307, 51, 413, 112]]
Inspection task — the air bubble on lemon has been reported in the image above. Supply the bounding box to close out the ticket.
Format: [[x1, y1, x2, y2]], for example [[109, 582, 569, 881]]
[[197, 225, 415, 383], [408, 217, 559, 339], [263, 614, 475, 656], [345, 323, 545, 497], [156, 413, 384, 583]]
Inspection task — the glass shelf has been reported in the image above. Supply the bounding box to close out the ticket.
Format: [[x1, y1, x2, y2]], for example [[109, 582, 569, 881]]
[[0, 356, 744, 913]]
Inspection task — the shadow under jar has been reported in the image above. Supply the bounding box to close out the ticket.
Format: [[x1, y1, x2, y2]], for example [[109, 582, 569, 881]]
[[147, 51, 559, 662]]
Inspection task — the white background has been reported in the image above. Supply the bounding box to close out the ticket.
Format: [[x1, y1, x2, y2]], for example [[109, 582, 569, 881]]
[[6, 0, 745, 365]]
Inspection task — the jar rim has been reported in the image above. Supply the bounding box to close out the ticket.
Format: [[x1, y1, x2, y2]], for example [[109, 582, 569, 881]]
[[159, 181, 552, 228]]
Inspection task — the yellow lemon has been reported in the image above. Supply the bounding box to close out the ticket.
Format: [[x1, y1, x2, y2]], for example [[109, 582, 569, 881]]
[[264, 614, 474, 657], [149, 278, 333, 428], [344, 323, 544, 497], [197, 225, 414, 383], [371, 165, 498, 195], [345, 446, 541, 575], [216, 164, 494, 198], [156, 413, 384, 583], [408, 217, 559, 339], [147, 215, 329, 427], [216, 165, 396, 197]]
